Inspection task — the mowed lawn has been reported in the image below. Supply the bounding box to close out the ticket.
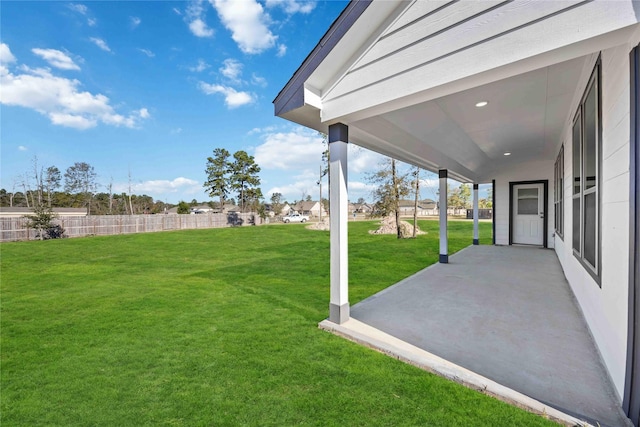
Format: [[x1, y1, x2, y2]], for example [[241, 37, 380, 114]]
[[1, 220, 553, 426]]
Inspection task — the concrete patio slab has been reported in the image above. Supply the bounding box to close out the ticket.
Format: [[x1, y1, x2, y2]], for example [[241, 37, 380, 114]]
[[334, 245, 629, 427]]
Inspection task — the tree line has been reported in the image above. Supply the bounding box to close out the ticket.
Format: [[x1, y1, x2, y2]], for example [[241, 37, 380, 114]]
[[1, 158, 172, 215]]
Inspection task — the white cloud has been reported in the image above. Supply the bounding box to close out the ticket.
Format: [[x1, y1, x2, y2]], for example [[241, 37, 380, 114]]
[[211, 0, 277, 54], [18, 145, 28, 151], [189, 59, 209, 72], [0, 51, 149, 130], [186, 1, 214, 38], [68, 3, 88, 15], [173, 7, 182, 15], [198, 82, 254, 108], [255, 128, 324, 170], [32, 48, 80, 71], [265, 0, 315, 14], [138, 48, 155, 58], [189, 19, 214, 37], [90, 38, 111, 52], [251, 73, 267, 87], [68, 4, 95, 26], [171, 127, 183, 134], [219, 58, 242, 83], [276, 44, 287, 57], [348, 144, 385, 174], [0, 43, 16, 65], [130, 16, 141, 28], [115, 177, 200, 195]]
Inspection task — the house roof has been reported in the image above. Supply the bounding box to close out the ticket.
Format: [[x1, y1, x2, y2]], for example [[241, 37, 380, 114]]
[[293, 201, 322, 211], [274, 1, 640, 183]]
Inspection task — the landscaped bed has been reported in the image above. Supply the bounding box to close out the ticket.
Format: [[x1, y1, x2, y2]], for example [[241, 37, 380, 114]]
[[1, 220, 554, 426]]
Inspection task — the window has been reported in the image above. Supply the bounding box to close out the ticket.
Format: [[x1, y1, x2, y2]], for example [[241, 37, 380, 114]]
[[554, 145, 564, 238], [572, 59, 601, 280]]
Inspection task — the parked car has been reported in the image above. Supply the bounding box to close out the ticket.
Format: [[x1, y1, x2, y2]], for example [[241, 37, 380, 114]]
[[282, 213, 309, 223]]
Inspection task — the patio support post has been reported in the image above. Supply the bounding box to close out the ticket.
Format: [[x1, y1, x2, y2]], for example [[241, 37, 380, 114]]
[[328, 123, 349, 324], [439, 170, 448, 263], [473, 183, 479, 245]]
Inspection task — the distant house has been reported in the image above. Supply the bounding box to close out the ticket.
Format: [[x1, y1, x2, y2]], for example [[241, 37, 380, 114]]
[[292, 201, 327, 218], [190, 205, 214, 214], [0, 207, 87, 218], [352, 203, 373, 214], [397, 199, 438, 216]]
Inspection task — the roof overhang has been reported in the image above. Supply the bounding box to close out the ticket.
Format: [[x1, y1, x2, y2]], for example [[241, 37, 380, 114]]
[[274, 0, 640, 183]]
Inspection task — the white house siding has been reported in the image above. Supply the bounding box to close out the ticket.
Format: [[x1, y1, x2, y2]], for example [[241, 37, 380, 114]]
[[554, 37, 639, 398], [492, 160, 554, 248]]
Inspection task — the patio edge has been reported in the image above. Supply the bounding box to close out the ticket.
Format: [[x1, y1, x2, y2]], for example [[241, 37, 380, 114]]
[[318, 318, 593, 427]]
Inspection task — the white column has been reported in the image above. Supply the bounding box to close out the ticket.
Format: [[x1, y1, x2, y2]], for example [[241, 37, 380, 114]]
[[439, 170, 448, 263], [473, 183, 479, 245], [329, 123, 349, 324]]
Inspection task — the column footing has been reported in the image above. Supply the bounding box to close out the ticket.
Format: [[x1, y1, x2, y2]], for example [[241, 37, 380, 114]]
[[473, 239, 479, 245], [329, 303, 350, 324], [439, 254, 449, 263]]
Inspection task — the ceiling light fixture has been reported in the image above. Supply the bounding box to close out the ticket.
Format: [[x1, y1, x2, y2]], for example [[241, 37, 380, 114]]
[[475, 101, 488, 107], [504, 152, 511, 156]]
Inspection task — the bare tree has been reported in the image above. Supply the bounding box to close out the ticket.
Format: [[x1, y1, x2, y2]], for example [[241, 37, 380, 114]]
[[44, 166, 61, 208], [412, 167, 420, 238], [367, 157, 410, 239], [128, 169, 134, 215]]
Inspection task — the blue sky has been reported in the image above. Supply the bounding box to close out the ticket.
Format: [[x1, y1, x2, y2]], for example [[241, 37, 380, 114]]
[[0, 0, 449, 205]]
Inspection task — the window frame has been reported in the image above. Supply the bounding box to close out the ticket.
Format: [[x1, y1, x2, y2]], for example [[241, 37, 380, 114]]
[[554, 145, 564, 239], [572, 57, 602, 284]]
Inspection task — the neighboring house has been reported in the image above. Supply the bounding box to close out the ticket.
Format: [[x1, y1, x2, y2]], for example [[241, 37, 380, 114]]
[[352, 202, 373, 214], [0, 207, 87, 217], [222, 203, 240, 213], [397, 199, 437, 216], [274, 1, 640, 424], [292, 201, 327, 218], [190, 205, 214, 214]]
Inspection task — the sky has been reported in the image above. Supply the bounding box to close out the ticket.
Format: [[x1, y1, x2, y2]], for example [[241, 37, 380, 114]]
[[0, 0, 457, 205]]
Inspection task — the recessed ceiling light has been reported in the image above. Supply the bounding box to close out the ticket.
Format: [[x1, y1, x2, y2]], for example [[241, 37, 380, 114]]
[[504, 152, 511, 156], [475, 101, 488, 107]]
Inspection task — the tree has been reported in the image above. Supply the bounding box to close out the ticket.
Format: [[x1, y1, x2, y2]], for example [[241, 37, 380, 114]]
[[24, 204, 64, 240], [204, 148, 231, 213], [230, 150, 261, 212], [177, 201, 190, 214], [356, 197, 365, 204], [64, 162, 97, 215], [366, 157, 410, 238], [270, 192, 283, 215], [44, 166, 61, 208], [412, 167, 420, 238]]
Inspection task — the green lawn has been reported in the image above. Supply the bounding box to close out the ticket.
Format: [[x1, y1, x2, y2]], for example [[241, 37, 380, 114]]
[[1, 220, 554, 426]]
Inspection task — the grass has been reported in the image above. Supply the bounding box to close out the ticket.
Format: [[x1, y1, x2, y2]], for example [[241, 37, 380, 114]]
[[1, 220, 554, 426]]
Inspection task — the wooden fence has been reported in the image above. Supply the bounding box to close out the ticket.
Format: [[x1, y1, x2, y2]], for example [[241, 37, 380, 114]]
[[0, 213, 262, 242]]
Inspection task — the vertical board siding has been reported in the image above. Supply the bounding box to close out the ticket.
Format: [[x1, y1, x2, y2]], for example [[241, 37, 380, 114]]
[[0, 213, 263, 242]]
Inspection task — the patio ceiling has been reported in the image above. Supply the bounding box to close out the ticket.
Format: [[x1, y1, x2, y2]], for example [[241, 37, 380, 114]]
[[347, 55, 587, 183]]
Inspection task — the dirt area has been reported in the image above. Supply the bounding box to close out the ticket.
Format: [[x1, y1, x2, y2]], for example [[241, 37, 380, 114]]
[[369, 216, 426, 238], [306, 217, 330, 231]]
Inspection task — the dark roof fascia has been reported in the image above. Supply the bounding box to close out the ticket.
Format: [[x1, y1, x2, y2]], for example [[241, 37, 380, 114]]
[[273, 0, 372, 116]]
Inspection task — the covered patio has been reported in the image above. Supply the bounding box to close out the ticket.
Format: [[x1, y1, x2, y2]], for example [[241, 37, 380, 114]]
[[275, 1, 640, 424], [322, 245, 627, 427]]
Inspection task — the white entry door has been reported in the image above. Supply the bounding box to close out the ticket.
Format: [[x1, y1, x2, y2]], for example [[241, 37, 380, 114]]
[[512, 183, 544, 246]]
